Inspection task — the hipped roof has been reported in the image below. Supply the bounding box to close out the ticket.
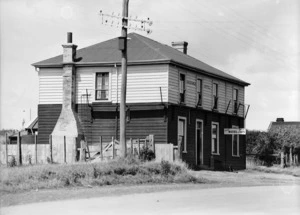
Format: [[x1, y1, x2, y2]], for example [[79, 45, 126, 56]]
[[32, 33, 250, 86]]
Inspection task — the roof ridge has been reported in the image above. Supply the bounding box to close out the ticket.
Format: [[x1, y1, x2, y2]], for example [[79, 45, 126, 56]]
[[129, 33, 169, 60]]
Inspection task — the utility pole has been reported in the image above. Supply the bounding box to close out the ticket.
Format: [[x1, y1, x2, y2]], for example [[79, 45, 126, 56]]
[[99, 1, 152, 158], [120, 0, 129, 158]]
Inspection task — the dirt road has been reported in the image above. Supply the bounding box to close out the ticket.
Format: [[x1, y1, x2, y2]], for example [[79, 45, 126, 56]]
[[2, 185, 300, 215]]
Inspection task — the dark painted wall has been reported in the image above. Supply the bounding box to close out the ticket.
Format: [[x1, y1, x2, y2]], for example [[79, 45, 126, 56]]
[[167, 104, 246, 170], [37, 104, 62, 145]]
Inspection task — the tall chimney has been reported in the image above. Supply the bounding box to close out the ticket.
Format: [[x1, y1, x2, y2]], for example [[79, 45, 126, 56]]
[[172, 41, 188, 54], [51, 32, 82, 163]]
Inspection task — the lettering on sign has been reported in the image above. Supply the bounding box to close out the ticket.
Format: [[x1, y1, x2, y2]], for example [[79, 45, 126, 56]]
[[187, 80, 196, 86], [224, 128, 246, 135], [204, 85, 211, 90]]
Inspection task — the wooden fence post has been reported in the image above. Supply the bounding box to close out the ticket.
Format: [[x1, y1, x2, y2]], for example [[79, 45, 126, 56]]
[[35, 133, 38, 164], [138, 139, 140, 156], [5, 133, 8, 167], [100, 136, 103, 161], [112, 137, 115, 159], [49, 135, 53, 163], [130, 138, 133, 155], [289, 147, 293, 166], [149, 134, 155, 153], [64, 136, 66, 163], [280, 151, 284, 168], [17, 131, 22, 166]]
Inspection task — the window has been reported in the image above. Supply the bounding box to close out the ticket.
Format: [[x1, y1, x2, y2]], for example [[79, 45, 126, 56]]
[[96, 73, 109, 100], [232, 125, 239, 156], [211, 122, 219, 154], [179, 74, 185, 103], [178, 117, 187, 152], [233, 89, 238, 114], [197, 79, 202, 106], [213, 83, 218, 109]]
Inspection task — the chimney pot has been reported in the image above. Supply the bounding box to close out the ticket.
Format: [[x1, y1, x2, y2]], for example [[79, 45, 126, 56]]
[[67, 32, 72, 43], [172, 41, 188, 54], [276, 118, 284, 122]]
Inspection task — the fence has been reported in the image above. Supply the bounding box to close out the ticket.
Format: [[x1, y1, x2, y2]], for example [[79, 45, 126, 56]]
[[0, 132, 50, 165]]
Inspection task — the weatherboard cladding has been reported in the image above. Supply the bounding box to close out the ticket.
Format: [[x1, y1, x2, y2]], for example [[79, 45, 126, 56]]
[[33, 33, 249, 86]]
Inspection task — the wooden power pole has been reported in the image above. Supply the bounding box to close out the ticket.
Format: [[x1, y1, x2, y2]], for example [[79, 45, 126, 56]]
[[99, 0, 152, 158], [120, 0, 129, 158]]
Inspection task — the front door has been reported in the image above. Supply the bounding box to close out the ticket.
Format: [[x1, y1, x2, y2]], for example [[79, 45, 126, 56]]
[[196, 120, 203, 165]]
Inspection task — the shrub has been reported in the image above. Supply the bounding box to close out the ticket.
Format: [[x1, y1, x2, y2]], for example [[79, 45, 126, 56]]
[[7, 156, 16, 168], [160, 160, 171, 177], [139, 146, 155, 161]]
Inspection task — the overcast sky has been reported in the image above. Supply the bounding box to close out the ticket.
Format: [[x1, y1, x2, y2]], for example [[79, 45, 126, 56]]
[[0, 0, 299, 130]]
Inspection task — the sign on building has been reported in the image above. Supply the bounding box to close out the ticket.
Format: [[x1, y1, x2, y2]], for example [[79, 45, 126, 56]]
[[224, 128, 246, 135]]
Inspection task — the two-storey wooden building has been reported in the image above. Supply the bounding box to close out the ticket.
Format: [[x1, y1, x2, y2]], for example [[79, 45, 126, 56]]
[[32, 33, 250, 169]]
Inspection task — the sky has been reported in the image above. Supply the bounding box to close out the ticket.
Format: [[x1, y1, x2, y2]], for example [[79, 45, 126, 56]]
[[0, 0, 299, 131]]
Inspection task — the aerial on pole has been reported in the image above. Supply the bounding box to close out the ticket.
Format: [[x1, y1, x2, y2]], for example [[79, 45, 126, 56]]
[[99, 0, 152, 157]]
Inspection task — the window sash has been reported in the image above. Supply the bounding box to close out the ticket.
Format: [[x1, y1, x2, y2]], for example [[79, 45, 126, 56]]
[[211, 122, 219, 154], [197, 79, 202, 106], [96, 73, 109, 100]]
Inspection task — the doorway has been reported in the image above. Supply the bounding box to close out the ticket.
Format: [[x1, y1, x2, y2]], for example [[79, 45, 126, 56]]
[[196, 119, 203, 165]]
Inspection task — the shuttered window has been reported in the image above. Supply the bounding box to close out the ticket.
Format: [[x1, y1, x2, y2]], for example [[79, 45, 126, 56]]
[[197, 79, 202, 106], [213, 83, 218, 109], [179, 74, 185, 103]]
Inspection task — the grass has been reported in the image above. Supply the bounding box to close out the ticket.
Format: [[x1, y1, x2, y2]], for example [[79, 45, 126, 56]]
[[0, 158, 204, 193], [247, 164, 300, 177]]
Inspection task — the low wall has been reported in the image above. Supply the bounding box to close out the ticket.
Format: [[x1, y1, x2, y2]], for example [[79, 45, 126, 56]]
[[0, 144, 50, 165]]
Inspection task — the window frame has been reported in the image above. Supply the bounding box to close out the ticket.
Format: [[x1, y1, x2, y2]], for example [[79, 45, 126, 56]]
[[211, 121, 219, 155], [178, 116, 187, 153], [232, 125, 240, 157], [95, 72, 110, 101], [196, 79, 203, 107], [233, 88, 239, 114], [213, 83, 218, 110], [179, 73, 186, 104]]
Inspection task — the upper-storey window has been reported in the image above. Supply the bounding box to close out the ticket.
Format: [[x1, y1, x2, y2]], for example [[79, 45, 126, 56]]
[[179, 74, 186, 103], [96, 72, 109, 100], [197, 79, 202, 106], [233, 89, 238, 114], [213, 83, 218, 110]]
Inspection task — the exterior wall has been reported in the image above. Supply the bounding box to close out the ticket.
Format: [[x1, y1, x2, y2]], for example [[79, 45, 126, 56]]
[[38, 104, 62, 145], [77, 104, 168, 145], [168, 65, 245, 118], [38, 68, 63, 104], [167, 104, 246, 170], [39, 65, 168, 105]]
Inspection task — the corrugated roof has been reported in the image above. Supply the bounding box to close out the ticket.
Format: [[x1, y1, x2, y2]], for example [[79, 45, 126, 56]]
[[32, 33, 250, 86], [268, 121, 300, 132], [25, 117, 38, 131]]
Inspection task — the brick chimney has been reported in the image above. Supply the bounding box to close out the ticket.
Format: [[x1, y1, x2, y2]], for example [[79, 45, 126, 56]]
[[172, 41, 188, 54], [51, 32, 82, 163]]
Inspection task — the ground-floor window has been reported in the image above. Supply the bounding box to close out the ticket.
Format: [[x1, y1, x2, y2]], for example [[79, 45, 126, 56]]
[[178, 117, 187, 152], [211, 122, 219, 154], [232, 125, 239, 156]]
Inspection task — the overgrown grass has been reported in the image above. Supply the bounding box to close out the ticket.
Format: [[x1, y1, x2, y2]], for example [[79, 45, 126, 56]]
[[0, 158, 204, 193]]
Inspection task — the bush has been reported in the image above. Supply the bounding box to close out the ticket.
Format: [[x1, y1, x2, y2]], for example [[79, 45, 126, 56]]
[[7, 156, 16, 168], [0, 159, 201, 192], [139, 146, 155, 161]]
